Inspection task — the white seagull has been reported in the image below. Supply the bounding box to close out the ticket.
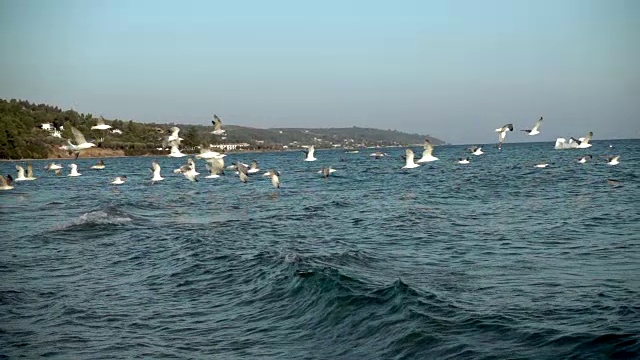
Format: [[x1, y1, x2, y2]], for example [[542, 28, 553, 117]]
[[571, 131, 593, 149], [45, 163, 63, 171], [167, 127, 183, 144], [205, 157, 225, 178], [176, 159, 199, 182], [64, 127, 96, 159], [211, 114, 226, 135], [91, 160, 105, 169], [522, 117, 543, 136], [605, 156, 620, 166], [495, 123, 514, 148], [195, 147, 225, 160], [91, 116, 112, 130], [111, 176, 127, 185], [458, 157, 470, 164], [535, 163, 551, 168], [151, 160, 164, 182], [318, 166, 337, 177], [247, 160, 260, 174], [402, 149, 420, 169], [303, 145, 317, 161], [0, 175, 14, 191], [168, 141, 187, 158], [268, 170, 281, 188], [417, 139, 439, 163], [15, 164, 36, 181], [237, 162, 249, 183], [577, 155, 592, 163], [68, 164, 82, 177], [468, 146, 484, 156]]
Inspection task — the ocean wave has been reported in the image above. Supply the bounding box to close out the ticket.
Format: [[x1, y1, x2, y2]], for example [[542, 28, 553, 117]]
[[51, 210, 132, 231]]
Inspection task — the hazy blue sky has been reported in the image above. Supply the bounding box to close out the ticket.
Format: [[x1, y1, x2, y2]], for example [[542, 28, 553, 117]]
[[0, 0, 638, 144]]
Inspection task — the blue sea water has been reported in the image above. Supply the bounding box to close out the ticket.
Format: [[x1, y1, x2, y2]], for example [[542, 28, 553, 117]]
[[0, 140, 639, 359]]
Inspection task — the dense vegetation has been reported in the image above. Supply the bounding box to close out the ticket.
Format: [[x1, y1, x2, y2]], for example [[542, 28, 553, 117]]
[[0, 98, 443, 160]]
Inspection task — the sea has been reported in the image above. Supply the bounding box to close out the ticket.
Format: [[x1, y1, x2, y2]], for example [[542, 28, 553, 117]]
[[0, 140, 638, 359]]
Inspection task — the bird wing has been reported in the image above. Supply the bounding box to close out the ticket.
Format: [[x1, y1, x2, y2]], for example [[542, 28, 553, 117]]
[[583, 131, 593, 144], [422, 139, 433, 157], [0, 176, 8, 187], [213, 115, 222, 130], [406, 149, 415, 162], [97, 116, 105, 126], [532, 117, 543, 131], [71, 126, 88, 145], [27, 164, 34, 178]]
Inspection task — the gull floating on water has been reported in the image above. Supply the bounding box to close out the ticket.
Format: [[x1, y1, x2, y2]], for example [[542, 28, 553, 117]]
[[370, 151, 387, 159], [577, 155, 592, 163], [468, 146, 484, 156], [0, 175, 14, 190], [303, 145, 317, 161], [68, 164, 81, 177], [151, 160, 164, 182], [534, 163, 551, 168], [605, 155, 620, 166], [15, 164, 36, 181], [211, 114, 226, 135], [402, 149, 420, 169], [417, 139, 439, 163], [458, 157, 470, 164], [91, 160, 105, 169], [522, 117, 543, 136], [91, 116, 112, 130], [111, 176, 127, 185]]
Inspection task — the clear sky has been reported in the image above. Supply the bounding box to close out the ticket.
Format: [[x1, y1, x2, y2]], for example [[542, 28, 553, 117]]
[[0, 0, 638, 144]]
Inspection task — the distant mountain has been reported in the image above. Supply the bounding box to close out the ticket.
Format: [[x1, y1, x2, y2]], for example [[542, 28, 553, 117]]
[[0, 98, 444, 159]]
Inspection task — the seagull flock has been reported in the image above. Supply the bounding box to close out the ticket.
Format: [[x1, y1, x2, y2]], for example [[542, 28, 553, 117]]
[[0, 116, 625, 191]]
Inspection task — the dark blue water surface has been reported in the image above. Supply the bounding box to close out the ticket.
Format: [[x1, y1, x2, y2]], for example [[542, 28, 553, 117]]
[[1, 140, 639, 359]]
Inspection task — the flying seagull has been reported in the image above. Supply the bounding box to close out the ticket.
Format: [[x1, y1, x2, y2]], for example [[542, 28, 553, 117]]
[[237, 162, 249, 183], [303, 145, 317, 161], [68, 164, 82, 177], [268, 169, 281, 188], [577, 155, 592, 163], [91, 116, 112, 130], [605, 155, 620, 166], [45, 163, 62, 171], [211, 114, 226, 135], [0, 175, 14, 191], [468, 146, 484, 156], [64, 127, 96, 159], [205, 157, 225, 178], [417, 139, 439, 163], [319, 166, 336, 177], [151, 160, 164, 182], [401, 149, 420, 169], [15, 164, 36, 181], [570, 131, 593, 149], [495, 123, 514, 148], [168, 140, 186, 158], [91, 160, 105, 169], [521, 117, 543, 136], [247, 160, 260, 174]]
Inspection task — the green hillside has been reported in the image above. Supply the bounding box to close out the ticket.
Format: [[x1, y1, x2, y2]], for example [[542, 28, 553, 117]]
[[0, 98, 444, 159]]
